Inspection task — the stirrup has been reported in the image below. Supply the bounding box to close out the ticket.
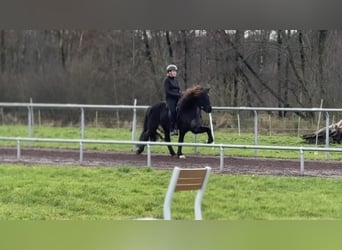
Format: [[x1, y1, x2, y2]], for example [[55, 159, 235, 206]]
[[170, 129, 178, 136]]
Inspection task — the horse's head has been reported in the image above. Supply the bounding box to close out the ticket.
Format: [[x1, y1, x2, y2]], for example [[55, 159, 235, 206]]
[[197, 87, 212, 113], [178, 85, 212, 113]]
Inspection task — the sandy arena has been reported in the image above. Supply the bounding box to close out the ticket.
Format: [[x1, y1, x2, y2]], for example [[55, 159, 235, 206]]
[[1, 147, 342, 178]]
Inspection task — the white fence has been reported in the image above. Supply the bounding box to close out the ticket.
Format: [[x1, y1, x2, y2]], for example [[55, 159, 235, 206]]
[[1, 136, 342, 176], [1, 102, 342, 175]]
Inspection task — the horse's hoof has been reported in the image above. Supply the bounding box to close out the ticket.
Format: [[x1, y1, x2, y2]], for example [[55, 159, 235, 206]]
[[207, 140, 214, 144], [178, 155, 186, 159]]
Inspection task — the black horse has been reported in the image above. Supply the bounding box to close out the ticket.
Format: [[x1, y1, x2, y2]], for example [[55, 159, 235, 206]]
[[136, 85, 214, 158]]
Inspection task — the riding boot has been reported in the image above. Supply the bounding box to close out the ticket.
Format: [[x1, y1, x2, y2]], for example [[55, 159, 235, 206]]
[[170, 122, 178, 136], [170, 110, 179, 136], [170, 128, 178, 136]]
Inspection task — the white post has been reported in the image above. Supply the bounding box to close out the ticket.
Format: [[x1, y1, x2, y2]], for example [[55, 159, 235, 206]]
[[219, 145, 224, 172], [80, 108, 85, 140], [325, 112, 330, 160], [315, 99, 324, 153], [132, 99, 137, 151], [300, 147, 304, 176], [209, 113, 215, 143], [254, 111, 258, 157], [237, 113, 241, 136], [147, 143, 151, 167]]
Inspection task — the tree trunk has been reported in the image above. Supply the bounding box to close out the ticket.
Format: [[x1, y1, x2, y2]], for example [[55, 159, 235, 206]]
[[302, 119, 342, 144], [181, 30, 189, 88], [233, 30, 243, 107], [58, 30, 67, 69], [222, 31, 293, 108], [276, 30, 283, 117], [282, 30, 312, 108], [165, 31, 173, 59], [142, 30, 162, 99], [318, 30, 328, 99], [298, 30, 306, 77], [298, 30, 306, 113], [0, 30, 5, 73]]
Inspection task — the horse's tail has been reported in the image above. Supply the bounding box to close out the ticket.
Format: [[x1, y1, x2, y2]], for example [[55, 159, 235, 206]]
[[136, 107, 151, 154], [142, 107, 151, 134], [136, 103, 166, 154], [140, 104, 162, 141]]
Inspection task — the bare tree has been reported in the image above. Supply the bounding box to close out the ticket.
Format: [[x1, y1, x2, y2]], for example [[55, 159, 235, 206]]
[[0, 30, 5, 73], [233, 30, 243, 106], [142, 30, 163, 99], [222, 31, 288, 107], [165, 30, 173, 59], [57, 30, 67, 69], [298, 30, 306, 77], [282, 30, 312, 108], [276, 30, 284, 116], [181, 30, 189, 88], [2, 29, 342, 114], [318, 30, 328, 99]]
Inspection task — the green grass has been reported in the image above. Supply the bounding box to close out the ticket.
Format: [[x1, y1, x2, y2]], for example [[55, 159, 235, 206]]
[[1, 125, 342, 160], [1, 164, 342, 220]]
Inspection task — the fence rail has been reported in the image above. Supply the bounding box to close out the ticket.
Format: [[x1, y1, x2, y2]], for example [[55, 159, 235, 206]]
[[1, 102, 342, 175]]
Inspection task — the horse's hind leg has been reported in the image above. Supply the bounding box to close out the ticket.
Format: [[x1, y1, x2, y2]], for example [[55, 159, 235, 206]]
[[205, 127, 214, 143], [161, 125, 176, 156], [165, 135, 176, 156], [165, 133, 176, 157], [176, 130, 186, 158], [136, 130, 149, 154]]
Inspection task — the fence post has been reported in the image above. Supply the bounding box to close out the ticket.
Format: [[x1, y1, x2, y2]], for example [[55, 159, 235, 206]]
[[147, 143, 151, 167], [0, 107, 3, 125], [237, 112, 241, 136], [132, 99, 137, 151], [254, 110, 258, 157], [300, 147, 304, 175], [27, 106, 32, 138], [325, 112, 330, 160], [80, 108, 85, 140], [30, 98, 34, 130], [79, 141, 83, 163], [194, 134, 198, 154], [219, 145, 224, 172], [16, 139, 21, 160]]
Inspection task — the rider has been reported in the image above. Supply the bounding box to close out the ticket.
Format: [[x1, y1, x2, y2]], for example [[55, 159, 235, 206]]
[[164, 64, 182, 136]]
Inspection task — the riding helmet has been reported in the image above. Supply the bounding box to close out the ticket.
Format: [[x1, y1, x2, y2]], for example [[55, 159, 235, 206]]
[[166, 64, 178, 72]]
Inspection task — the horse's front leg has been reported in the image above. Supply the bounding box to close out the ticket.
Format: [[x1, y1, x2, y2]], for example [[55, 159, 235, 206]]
[[164, 130, 176, 156], [177, 130, 186, 159], [191, 126, 213, 144], [205, 126, 214, 143]]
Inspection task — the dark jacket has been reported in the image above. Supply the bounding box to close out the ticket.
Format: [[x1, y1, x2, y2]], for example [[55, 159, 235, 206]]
[[164, 76, 181, 129], [164, 76, 181, 101]]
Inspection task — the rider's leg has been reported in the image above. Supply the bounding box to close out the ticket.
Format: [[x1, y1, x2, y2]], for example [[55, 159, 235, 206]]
[[170, 105, 178, 136]]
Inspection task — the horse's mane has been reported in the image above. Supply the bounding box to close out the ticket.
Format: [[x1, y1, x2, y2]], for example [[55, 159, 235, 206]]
[[178, 85, 206, 109]]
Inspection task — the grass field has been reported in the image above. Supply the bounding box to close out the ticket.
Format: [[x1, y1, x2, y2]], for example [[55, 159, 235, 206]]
[[1, 125, 342, 220], [1, 164, 342, 220]]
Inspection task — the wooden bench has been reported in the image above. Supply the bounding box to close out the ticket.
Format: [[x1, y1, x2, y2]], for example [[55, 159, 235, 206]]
[[163, 166, 212, 220]]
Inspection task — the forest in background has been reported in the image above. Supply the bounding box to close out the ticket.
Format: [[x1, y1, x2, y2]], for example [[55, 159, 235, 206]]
[[0, 30, 341, 118]]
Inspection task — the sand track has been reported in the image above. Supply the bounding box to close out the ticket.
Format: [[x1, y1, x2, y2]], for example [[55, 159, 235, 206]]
[[1, 147, 342, 178]]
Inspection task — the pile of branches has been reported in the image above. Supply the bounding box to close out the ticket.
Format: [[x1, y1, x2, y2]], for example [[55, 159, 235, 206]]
[[302, 119, 342, 144]]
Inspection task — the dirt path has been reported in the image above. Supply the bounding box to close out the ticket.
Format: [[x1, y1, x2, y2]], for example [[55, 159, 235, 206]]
[[1, 147, 342, 178]]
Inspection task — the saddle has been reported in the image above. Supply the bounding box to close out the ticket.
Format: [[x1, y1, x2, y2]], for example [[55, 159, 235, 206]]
[[164, 102, 179, 119]]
